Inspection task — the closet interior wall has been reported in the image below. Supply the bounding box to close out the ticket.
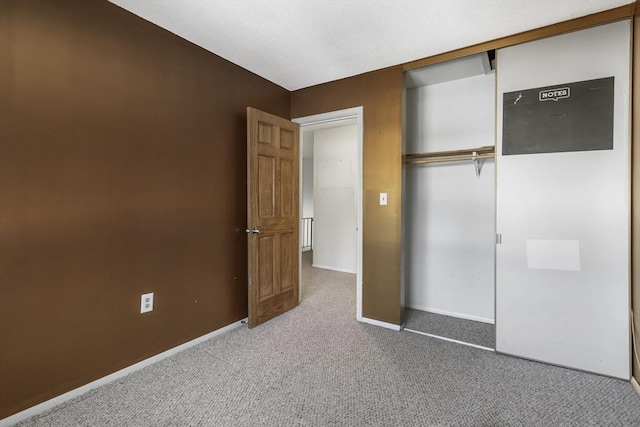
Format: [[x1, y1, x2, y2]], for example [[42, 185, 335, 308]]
[[404, 64, 496, 324]]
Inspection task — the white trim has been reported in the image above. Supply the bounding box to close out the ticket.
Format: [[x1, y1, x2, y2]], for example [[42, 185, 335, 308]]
[[406, 304, 495, 324], [293, 106, 364, 321], [632, 377, 640, 398], [404, 328, 495, 352], [0, 319, 247, 427], [360, 316, 402, 331], [312, 264, 356, 274]]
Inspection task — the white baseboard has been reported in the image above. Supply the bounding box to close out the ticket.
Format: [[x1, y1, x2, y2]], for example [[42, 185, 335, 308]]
[[0, 319, 247, 427], [360, 316, 402, 331], [312, 264, 356, 274], [405, 304, 495, 324], [632, 377, 640, 398]]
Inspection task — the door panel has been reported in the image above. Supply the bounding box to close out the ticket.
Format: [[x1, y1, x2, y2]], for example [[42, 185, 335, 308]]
[[258, 235, 275, 300], [258, 121, 274, 146], [280, 233, 295, 291], [280, 128, 294, 150], [280, 159, 294, 217], [247, 107, 300, 328], [258, 155, 275, 219], [495, 21, 631, 378]]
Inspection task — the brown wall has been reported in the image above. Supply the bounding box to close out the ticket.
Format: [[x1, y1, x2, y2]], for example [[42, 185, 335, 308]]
[[0, 0, 290, 418], [291, 67, 404, 325], [633, 9, 640, 382]]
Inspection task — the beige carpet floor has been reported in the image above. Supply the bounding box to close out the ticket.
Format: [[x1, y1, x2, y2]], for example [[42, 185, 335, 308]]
[[16, 251, 640, 426]]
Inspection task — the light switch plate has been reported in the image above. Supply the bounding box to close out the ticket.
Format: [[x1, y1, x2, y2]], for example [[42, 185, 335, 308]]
[[380, 192, 388, 206]]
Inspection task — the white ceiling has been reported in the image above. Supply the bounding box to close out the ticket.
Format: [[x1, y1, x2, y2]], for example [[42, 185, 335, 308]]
[[108, 0, 632, 91]]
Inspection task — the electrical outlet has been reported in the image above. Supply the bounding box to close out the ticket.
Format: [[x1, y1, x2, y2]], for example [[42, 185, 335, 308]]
[[141, 293, 154, 313]]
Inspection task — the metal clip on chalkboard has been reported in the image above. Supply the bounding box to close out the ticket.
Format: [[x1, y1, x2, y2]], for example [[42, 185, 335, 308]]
[[403, 146, 495, 178]]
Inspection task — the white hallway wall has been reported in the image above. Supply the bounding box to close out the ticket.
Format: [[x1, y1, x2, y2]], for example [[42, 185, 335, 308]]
[[313, 125, 357, 273], [302, 156, 314, 218], [405, 73, 496, 322]]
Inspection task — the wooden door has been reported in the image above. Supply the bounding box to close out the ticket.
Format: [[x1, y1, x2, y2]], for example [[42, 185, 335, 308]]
[[247, 107, 300, 328]]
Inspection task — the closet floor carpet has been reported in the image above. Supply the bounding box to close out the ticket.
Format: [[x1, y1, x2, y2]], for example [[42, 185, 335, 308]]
[[404, 308, 495, 349]]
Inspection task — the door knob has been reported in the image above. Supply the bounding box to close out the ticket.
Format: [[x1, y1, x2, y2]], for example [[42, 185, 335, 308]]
[[251, 229, 262, 234]]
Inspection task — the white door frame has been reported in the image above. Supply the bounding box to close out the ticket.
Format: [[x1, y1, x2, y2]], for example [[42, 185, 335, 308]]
[[293, 106, 364, 321]]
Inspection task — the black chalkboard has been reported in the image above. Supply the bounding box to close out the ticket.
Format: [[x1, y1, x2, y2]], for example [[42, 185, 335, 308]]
[[502, 77, 614, 155]]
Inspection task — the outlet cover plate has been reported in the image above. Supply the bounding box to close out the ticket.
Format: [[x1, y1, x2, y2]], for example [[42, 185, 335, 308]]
[[141, 293, 154, 313]]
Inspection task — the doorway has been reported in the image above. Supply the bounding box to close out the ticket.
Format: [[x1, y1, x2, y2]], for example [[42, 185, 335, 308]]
[[293, 107, 364, 321]]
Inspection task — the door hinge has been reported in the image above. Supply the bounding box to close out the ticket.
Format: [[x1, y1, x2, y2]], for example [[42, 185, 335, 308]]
[[496, 233, 502, 244]]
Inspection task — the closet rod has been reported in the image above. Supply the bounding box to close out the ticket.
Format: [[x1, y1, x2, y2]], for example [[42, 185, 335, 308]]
[[404, 145, 495, 163], [405, 153, 494, 165]]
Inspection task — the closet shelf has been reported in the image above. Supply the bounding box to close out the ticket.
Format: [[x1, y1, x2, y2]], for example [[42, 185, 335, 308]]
[[404, 146, 495, 178]]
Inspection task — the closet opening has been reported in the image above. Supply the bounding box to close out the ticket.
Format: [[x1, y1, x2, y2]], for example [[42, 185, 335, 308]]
[[402, 50, 497, 351]]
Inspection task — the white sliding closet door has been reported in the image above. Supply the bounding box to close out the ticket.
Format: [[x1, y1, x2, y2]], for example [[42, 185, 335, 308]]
[[495, 21, 631, 379]]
